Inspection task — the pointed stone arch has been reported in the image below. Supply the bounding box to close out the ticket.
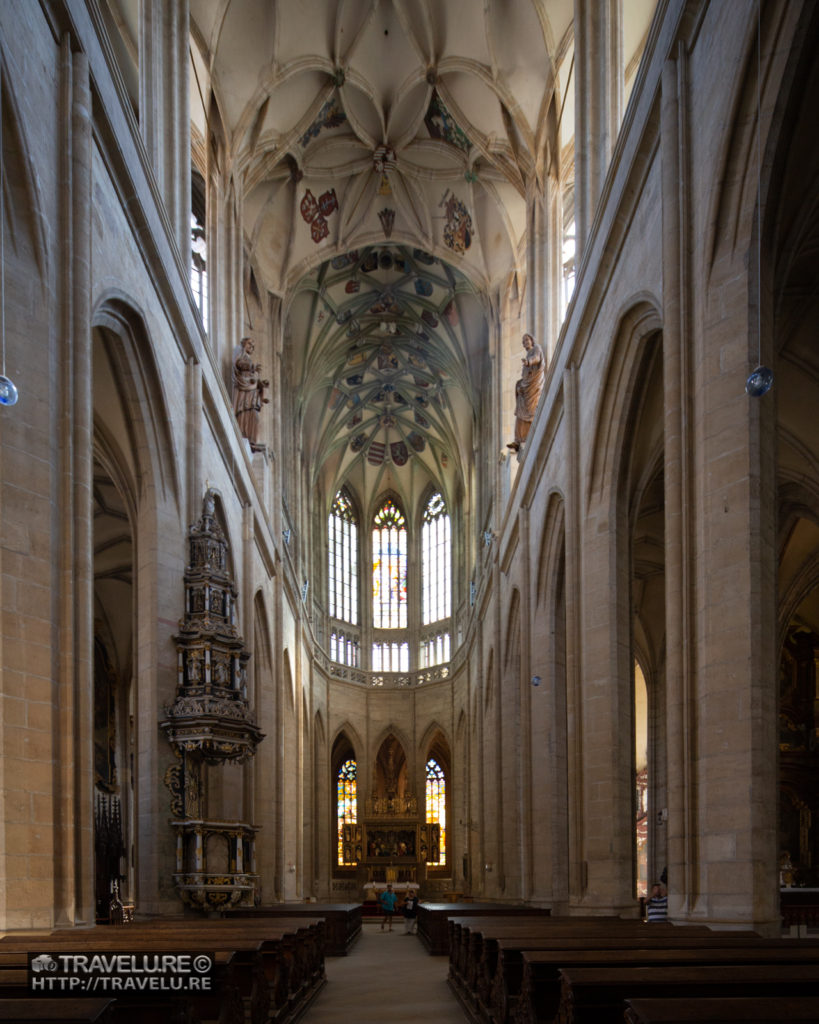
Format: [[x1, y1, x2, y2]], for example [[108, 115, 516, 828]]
[[484, 647, 495, 713], [93, 294, 181, 516], [331, 721, 365, 764], [253, 590, 273, 698], [586, 298, 663, 509], [420, 723, 451, 768], [371, 730, 412, 805], [283, 649, 295, 711], [504, 588, 521, 671], [535, 490, 566, 611]]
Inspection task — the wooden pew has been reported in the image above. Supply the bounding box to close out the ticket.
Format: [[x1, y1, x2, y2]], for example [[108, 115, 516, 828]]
[[0, 938, 251, 1024], [485, 931, 811, 1024], [223, 903, 362, 956], [417, 903, 551, 956], [0, 919, 325, 1024], [0, 998, 115, 1022], [495, 942, 819, 1024], [446, 915, 601, 991], [526, 964, 819, 1024], [624, 996, 819, 1023], [141, 916, 326, 1006], [446, 916, 701, 1017]]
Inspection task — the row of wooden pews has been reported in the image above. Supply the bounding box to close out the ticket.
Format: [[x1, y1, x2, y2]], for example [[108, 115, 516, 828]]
[[417, 902, 551, 956], [223, 902, 362, 956], [445, 913, 819, 1024], [0, 916, 326, 1024]]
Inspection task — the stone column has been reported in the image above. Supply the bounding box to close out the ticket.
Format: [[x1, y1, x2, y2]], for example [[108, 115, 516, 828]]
[[526, 178, 563, 362], [563, 365, 585, 904], [573, 0, 623, 261], [207, 171, 244, 371], [661, 49, 696, 918], [140, 0, 191, 263], [55, 39, 94, 926]]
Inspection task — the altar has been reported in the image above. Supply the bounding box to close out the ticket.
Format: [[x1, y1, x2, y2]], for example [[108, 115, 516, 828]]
[[344, 736, 443, 897], [364, 881, 419, 896]]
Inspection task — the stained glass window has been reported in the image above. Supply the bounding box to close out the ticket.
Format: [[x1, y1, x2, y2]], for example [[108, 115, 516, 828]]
[[422, 492, 450, 625], [337, 759, 357, 866], [329, 490, 358, 624], [426, 758, 446, 864], [372, 499, 407, 628]]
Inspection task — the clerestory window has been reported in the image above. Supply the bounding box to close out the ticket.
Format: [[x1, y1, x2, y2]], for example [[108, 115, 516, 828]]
[[328, 490, 358, 625], [372, 498, 407, 629], [325, 489, 454, 672], [421, 492, 451, 666]]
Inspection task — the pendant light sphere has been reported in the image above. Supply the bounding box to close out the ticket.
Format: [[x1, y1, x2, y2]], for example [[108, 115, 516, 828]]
[[745, 365, 774, 397], [0, 375, 18, 406]]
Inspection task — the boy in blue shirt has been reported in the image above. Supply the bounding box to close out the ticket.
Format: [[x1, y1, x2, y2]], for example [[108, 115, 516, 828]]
[[379, 884, 398, 931]]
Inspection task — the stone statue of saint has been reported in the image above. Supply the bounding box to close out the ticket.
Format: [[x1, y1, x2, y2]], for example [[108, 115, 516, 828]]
[[508, 332, 545, 451], [232, 337, 269, 449]]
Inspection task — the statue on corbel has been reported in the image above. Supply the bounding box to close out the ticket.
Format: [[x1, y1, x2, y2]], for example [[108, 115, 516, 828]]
[[507, 332, 545, 452], [232, 336, 269, 450]]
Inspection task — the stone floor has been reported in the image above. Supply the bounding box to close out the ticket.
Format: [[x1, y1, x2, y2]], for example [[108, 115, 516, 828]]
[[302, 920, 468, 1022]]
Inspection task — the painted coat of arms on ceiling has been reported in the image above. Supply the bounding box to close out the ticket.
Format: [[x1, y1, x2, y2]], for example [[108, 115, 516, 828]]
[[425, 91, 471, 153], [301, 188, 338, 243], [440, 190, 473, 254]]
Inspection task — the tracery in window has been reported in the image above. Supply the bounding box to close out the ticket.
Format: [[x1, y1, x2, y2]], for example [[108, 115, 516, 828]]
[[561, 217, 576, 320], [330, 630, 359, 668], [420, 632, 450, 668], [337, 759, 357, 866], [372, 499, 407, 629], [422, 492, 451, 625], [190, 211, 208, 332], [371, 641, 409, 673], [425, 758, 446, 864], [329, 489, 358, 625]]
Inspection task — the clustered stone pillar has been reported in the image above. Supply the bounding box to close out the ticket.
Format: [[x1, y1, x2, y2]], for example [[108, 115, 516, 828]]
[[526, 181, 563, 362], [55, 37, 95, 926], [139, 0, 191, 265], [573, 0, 623, 262], [661, 49, 694, 916]]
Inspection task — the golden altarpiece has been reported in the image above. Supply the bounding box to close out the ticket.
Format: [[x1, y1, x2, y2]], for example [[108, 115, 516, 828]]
[[346, 736, 440, 892]]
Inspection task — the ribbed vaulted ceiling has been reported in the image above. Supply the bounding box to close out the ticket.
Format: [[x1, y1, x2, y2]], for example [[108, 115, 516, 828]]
[[181, 0, 656, 506]]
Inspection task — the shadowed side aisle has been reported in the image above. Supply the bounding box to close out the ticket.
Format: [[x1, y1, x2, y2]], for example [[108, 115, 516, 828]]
[[302, 921, 467, 1023]]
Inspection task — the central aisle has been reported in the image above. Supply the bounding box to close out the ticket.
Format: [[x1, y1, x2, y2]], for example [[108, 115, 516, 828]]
[[302, 921, 468, 1023]]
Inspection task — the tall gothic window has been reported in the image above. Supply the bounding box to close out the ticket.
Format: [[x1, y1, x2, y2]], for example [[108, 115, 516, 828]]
[[190, 211, 208, 332], [426, 758, 446, 864], [329, 630, 359, 667], [337, 759, 357, 866], [420, 632, 450, 669], [422, 492, 451, 624], [421, 492, 451, 667], [561, 217, 576, 320], [329, 490, 358, 625], [371, 640, 409, 673], [372, 499, 407, 629]]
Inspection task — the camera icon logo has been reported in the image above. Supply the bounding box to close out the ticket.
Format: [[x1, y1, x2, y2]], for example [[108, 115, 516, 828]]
[[31, 954, 58, 973]]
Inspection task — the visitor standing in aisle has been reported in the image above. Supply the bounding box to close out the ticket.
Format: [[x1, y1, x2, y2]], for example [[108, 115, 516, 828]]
[[402, 891, 419, 934], [379, 884, 398, 931]]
